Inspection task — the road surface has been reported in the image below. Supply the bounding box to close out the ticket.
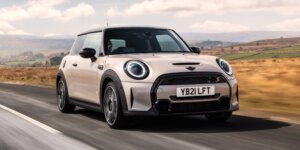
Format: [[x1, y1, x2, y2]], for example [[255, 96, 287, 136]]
[[0, 83, 299, 150]]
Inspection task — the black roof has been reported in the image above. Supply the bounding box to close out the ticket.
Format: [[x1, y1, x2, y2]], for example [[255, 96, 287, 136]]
[[78, 26, 170, 36]]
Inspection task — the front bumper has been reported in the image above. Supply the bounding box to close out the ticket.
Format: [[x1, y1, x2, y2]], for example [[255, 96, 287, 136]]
[[122, 72, 239, 116]]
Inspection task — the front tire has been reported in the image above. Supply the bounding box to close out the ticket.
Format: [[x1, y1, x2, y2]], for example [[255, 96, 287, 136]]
[[103, 82, 127, 129], [205, 111, 232, 122], [57, 78, 75, 113]]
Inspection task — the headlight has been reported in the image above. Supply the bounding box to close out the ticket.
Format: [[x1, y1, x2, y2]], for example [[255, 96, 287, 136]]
[[216, 58, 233, 76], [124, 60, 149, 79]]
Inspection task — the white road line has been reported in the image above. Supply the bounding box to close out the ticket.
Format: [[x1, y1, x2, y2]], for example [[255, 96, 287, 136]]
[[0, 104, 62, 135]]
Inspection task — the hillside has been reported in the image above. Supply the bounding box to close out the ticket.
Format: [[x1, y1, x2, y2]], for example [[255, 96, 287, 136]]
[[181, 31, 300, 43], [205, 37, 300, 60], [0, 36, 74, 57]]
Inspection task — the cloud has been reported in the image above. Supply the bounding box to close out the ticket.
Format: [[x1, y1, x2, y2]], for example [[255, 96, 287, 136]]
[[0, 21, 32, 35], [7, 29, 32, 35], [60, 3, 96, 21], [190, 21, 250, 33], [0, 21, 14, 31], [266, 18, 300, 31], [27, 0, 67, 7], [0, 0, 95, 35], [106, 0, 300, 17], [0, 0, 95, 22]]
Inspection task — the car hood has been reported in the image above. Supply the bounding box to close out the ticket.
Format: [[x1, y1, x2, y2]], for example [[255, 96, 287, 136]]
[[106, 53, 232, 82]]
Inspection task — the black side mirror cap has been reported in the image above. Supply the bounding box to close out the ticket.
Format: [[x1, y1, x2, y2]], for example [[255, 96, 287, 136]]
[[191, 47, 201, 54], [79, 48, 97, 62]]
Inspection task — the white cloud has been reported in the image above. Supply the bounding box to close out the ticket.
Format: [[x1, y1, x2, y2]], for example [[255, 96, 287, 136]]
[[0, 21, 14, 31], [27, 0, 67, 7], [190, 21, 250, 33], [266, 18, 300, 31], [0, 0, 95, 22], [0, 21, 32, 35], [0, 6, 30, 21], [43, 33, 61, 37], [106, 0, 300, 17], [106, 7, 120, 16], [0, 0, 95, 35], [60, 3, 96, 21], [7, 29, 32, 35]]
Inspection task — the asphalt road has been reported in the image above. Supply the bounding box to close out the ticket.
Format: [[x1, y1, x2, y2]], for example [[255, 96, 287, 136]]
[[0, 83, 299, 150]]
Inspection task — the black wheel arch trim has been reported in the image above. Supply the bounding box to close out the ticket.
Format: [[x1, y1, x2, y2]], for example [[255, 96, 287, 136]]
[[100, 69, 129, 112], [56, 69, 72, 107], [56, 70, 67, 93]]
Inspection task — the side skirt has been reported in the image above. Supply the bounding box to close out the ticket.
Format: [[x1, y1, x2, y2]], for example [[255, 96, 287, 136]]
[[69, 98, 103, 113]]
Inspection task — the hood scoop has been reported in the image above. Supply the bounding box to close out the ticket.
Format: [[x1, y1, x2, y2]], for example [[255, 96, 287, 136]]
[[172, 62, 200, 66]]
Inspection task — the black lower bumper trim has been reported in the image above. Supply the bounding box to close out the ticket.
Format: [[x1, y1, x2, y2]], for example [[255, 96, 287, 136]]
[[155, 96, 230, 114]]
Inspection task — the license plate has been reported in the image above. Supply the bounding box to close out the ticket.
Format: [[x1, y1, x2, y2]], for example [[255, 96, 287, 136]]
[[176, 86, 215, 97]]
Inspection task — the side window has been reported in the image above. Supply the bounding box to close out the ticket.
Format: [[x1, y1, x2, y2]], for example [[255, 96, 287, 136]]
[[156, 34, 181, 51], [110, 39, 126, 52], [70, 35, 86, 55], [82, 32, 103, 56]]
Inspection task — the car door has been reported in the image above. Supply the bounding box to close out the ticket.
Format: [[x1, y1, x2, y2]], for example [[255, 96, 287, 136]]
[[64, 35, 86, 95], [71, 32, 105, 104]]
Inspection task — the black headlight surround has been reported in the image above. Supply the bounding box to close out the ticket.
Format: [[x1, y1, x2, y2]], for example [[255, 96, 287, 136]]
[[216, 58, 233, 76], [124, 60, 149, 80]]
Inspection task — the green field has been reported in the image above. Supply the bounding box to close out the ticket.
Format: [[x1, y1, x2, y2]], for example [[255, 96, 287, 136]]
[[221, 45, 300, 60]]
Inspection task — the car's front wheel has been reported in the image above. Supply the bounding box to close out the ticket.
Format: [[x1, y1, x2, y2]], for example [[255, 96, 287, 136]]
[[57, 78, 75, 113], [205, 111, 232, 122], [103, 82, 127, 129]]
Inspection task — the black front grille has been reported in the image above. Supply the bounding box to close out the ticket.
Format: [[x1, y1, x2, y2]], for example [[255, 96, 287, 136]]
[[150, 72, 231, 114], [155, 97, 230, 114], [160, 74, 226, 85]]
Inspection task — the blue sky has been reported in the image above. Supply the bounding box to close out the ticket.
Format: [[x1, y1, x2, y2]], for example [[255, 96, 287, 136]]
[[1, 0, 300, 36]]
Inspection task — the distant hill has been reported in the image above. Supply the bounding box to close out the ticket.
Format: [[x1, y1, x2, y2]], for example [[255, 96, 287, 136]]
[[204, 37, 300, 60], [181, 31, 300, 43], [0, 35, 74, 57], [189, 40, 239, 49]]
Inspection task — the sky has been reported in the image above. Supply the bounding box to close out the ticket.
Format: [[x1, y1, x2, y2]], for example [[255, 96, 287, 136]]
[[1, 0, 300, 36]]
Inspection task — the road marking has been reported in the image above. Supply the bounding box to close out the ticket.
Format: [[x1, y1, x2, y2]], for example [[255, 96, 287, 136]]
[[0, 104, 62, 135]]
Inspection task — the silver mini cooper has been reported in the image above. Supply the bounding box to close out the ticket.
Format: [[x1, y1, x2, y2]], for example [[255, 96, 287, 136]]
[[56, 26, 239, 128]]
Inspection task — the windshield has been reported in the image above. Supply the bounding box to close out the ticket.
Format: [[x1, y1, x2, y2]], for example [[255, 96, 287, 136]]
[[104, 28, 191, 55]]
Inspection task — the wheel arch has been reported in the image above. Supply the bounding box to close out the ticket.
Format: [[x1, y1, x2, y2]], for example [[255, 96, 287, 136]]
[[100, 69, 128, 112], [56, 70, 65, 89]]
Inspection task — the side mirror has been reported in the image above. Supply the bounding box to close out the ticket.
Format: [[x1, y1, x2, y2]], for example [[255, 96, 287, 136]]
[[191, 47, 201, 54], [79, 48, 97, 62]]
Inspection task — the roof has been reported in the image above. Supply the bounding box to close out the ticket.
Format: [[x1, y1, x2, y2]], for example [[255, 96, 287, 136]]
[[78, 26, 170, 36]]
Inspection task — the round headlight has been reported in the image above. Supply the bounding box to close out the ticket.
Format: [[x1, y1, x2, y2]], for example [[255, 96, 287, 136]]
[[216, 58, 233, 76], [124, 60, 149, 79]]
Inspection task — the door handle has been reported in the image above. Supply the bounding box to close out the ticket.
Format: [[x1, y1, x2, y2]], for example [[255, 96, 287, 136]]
[[72, 63, 78, 67]]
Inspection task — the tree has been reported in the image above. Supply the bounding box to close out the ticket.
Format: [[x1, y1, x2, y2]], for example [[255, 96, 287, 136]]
[[50, 56, 62, 66]]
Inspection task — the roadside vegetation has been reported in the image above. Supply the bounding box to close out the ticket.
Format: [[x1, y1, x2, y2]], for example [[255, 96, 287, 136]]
[[231, 58, 300, 116]]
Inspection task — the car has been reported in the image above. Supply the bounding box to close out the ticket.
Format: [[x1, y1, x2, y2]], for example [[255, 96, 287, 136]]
[[56, 26, 239, 129]]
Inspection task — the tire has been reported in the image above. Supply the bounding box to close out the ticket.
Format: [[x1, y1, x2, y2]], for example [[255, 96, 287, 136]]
[[103, 82, 127, 129], [205, 111, 232, 122], [57, 78, 75, 113]]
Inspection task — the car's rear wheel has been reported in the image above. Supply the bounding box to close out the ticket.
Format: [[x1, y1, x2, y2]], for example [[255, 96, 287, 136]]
[[205, 111, 232, 122], [103, 82, 127, 129], [57, 79, 75, 113]]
